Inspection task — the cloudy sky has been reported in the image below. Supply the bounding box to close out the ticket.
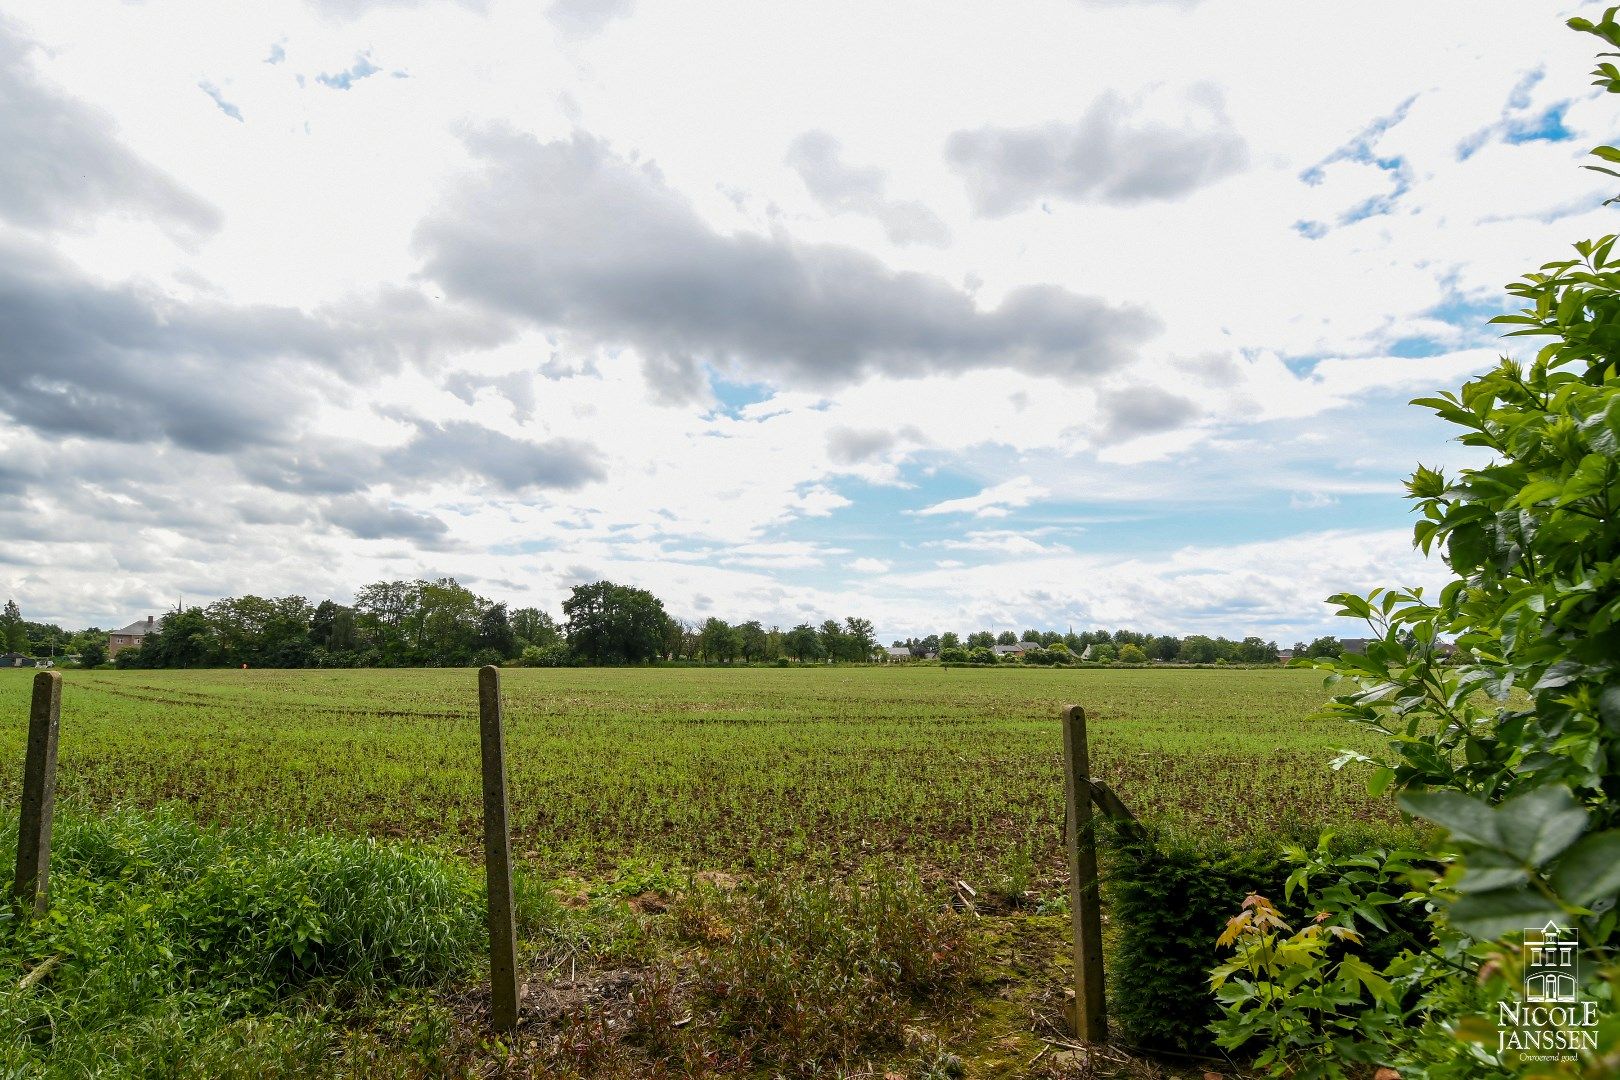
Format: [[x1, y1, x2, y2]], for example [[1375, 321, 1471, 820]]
[[0, 0, 1606, 640]]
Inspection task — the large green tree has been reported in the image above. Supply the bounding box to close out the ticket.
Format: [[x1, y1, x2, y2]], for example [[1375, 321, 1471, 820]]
[[562, 581, 670, 665]]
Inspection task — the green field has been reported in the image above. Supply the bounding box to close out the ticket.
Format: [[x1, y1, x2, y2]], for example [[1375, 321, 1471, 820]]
[[0, 665, 1409, 1078], [0, 665, 1393, 878]]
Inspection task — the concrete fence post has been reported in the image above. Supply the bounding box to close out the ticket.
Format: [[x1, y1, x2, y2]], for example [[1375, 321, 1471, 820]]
[[14, 671, 62, 916]]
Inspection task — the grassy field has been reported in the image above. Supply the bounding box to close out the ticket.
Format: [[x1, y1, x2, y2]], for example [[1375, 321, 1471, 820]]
[[0, 665, 1392, 878], [0, 665, 1401, 1078]]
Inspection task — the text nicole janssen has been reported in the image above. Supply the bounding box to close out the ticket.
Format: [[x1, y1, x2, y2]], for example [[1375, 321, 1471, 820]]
[[1498, 1002, 1601, 1053]]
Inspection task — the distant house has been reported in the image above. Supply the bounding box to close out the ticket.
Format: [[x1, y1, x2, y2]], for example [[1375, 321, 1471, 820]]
[[109, 615, 161, 658], [883, 646, 913, 662], [0, 652, 35, 668], [1276, 649, 1295, 662], [1338, 638, 1375, 656], [994, 641, 1039, 657]]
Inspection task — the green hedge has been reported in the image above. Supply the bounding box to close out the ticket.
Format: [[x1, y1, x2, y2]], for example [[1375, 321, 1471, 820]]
[[1104, 822, 1418, 1055], [1105, 824, 1292, 1053]]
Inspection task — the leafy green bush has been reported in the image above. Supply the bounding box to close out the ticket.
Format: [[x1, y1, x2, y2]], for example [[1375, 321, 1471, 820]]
[[1210, 843, 1438, 1078], [1109, 823, 1417, 1054], [0, 809, 480, 1075]]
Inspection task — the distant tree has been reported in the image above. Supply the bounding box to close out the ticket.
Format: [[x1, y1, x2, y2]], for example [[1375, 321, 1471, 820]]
[[261, 595, 314, 665], [1021, 629, 1043, 645], [1090, 643, 1118, 663], [21, 620, 67, 657], [966, 631, 996, 650], [843, 617, 876, 661], [67, 627, 106, 658], [968, 646, 995, 665], [77, 640, 107, 668], [939, 646, 968, 664], [312, 600, 358, 652], [1147, 635, 1180, 661], [1234, 636, 1279, 664], [738, 620, 768, 662], [939, 631, 961, 651], [1117, 643, 1147, 664], [818, 619, 846, 661], [562, 581, 670, 665], [765, 626, 784, 661], [1177, 635, 1219, 664], [417, 579, 483, 665], [140, 608, 221, 668], [784, 623, 823, 662], [311, 600, 342, 648], [662, 617, 688, 660], [477, 603, 518, 659], [353, 580, 422, 662], [700, 617, 741, 662], [2, 599, 25, 652], [1305, 635, 1343, 659], [996, 630, 1017, 646], [207, 595, 275, 664], [511, 608, 564, 651]]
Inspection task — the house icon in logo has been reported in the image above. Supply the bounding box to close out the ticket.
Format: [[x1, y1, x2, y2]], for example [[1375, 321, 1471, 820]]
[[1524, 921, 1578, 1003]]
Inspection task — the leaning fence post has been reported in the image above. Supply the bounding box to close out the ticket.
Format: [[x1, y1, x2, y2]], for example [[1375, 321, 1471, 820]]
[[478, 665, 521, 1031], [14, 670, 62, 916], [1061, 703, 1107, 1041]]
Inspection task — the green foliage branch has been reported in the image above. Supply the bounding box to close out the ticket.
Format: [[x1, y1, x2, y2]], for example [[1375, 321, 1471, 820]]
[[1210, 12, 1620, 1077]]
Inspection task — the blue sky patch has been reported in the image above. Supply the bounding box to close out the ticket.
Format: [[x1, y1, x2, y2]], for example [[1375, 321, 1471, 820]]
[[316, 53, 381, 90], [197, 81, 243, 122]]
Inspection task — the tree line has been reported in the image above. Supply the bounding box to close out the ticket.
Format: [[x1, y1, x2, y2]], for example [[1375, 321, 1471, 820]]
[[893, 628, 1342, 665], [3, 586, 1325, 669], [67, 580, 884, 669]]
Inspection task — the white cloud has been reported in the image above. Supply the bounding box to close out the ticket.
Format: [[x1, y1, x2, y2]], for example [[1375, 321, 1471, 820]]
[[0, 0, 1591, 639], [914, 477, 1048, 518]]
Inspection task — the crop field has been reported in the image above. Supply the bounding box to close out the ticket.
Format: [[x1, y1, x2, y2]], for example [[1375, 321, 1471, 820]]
[[0, 665, 1395, 879], [0, 664, 1416, 1078]]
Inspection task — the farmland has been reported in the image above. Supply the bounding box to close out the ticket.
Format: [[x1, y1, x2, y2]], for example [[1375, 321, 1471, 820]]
[[0, 665, 1395, 877], [0, 664, 1413, 1078]]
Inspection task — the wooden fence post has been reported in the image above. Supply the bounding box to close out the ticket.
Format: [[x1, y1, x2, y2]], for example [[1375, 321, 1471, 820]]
[[1061, 703, 1107, 1042], [478, 665, 521, 1031], [14, 671, 62, 916]]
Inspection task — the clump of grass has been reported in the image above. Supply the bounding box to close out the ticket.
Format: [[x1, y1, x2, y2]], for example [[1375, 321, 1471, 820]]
[[668, 873, 977, 1074], [0, 808, 481, 1076]]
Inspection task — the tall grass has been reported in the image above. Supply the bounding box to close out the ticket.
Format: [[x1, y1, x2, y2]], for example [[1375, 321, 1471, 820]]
[[669, 874, 977, 1072], [0, 808, 480, 1076]]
